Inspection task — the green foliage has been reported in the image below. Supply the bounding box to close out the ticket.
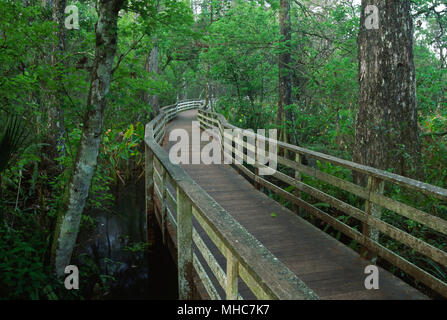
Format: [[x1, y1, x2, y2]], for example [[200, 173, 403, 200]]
[[0, 116, 30, 173], [101, 122, 145, 185], [0, 0, 197, 300], [122, 241, 149, 253], [203, 0, 278, 126], [0, 0, 445, 300], [0, 216, 76, 300], [0, 227, 48, 299]]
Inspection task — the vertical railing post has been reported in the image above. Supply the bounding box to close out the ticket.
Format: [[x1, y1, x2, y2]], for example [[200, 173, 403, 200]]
[[145, 144, 155, 245], [226, 248, 239, 300], [293, 152, 302, 215], [177, 186, 194, 299], [254, 138, 260, 190], [219, 117, 226, 165], [161, 167, 167, 244], [236, 131, 242, 174], [361, 175, 384, 262]]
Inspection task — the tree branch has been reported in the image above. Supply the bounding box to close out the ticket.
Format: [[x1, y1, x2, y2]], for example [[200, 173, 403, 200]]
[[112, 34, 146, 74], [422, 131, 447, 137]]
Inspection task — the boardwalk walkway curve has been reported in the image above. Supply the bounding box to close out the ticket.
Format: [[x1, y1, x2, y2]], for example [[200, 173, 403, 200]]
[[144, 100, 447, 300]]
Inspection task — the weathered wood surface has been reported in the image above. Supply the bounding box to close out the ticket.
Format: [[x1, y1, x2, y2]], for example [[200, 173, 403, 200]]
[[163, 109, 428, 300], [148, 102, 318, 300], [199, 108, 447, 297]]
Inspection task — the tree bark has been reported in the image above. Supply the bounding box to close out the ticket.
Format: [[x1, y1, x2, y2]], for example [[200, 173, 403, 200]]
[[48, 0, 67, 158], [354, 0, 421, 181], [277, 0, 293, 146], [144, 44, 160, 116], [51, 0, 124, 277], [204, 0, 213, 109]]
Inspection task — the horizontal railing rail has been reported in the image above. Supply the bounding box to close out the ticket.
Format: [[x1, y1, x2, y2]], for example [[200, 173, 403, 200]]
[[145, 100, 318, 300], [198, 108, 447, 298]]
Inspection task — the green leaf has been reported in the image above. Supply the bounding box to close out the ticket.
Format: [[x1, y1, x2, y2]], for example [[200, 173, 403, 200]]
[[314, 202, 330, 208]]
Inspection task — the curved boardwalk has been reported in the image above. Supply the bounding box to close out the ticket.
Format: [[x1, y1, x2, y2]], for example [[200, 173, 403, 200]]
[[163, 109, 427, 300]]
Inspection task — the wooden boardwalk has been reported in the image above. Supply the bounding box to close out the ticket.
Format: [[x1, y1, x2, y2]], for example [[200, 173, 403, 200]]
[[163, 109, 427, 300]]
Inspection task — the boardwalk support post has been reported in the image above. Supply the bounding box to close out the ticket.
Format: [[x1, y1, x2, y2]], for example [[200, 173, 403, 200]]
[[145, 144, 155, 245], [177, 186, 194, 299], [254, 139, 260, 190], [293, 152, 302, 215], [361, 175, 384, 261], [226, 248, 239, 300]]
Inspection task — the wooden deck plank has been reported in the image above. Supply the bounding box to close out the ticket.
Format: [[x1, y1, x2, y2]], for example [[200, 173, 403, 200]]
[[162, 109, 428, 300]]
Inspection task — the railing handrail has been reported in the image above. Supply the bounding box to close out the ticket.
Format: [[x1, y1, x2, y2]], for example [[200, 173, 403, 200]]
[[202, 110, 447, 201], [197, 108, 447, 299], [144, 100, 319, 300]]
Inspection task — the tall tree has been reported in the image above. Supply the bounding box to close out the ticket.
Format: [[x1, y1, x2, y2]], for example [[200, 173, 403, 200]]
[[354, 0, 421, 179], [144, 0, 161, 117], [145, 43, 160, 116], [204, 0, 214, 108], [277, 0, 293, 145], [355, 1, 422, 259], [51, 0, 124, 276], [48, 0, 67, 157]]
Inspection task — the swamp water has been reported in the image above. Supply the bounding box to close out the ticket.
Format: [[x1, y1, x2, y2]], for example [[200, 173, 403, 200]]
[[76, 178, 178, 299]]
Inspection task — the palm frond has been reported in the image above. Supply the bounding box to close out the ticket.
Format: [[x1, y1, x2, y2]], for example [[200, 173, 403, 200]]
[[0, 115, 30, 173]]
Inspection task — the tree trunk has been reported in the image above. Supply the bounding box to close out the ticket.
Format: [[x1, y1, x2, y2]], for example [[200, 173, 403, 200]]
[[48, 0, 67, 158], [51, 0, 124, 277], [355, 0, 421, 259], [277, 0, 293, 146], [204, 0, 213, 109], [182, 76, 188, 100], [144, 44, 160, 116], [354, 0, 421, 181], [205, 63, 210, 107]]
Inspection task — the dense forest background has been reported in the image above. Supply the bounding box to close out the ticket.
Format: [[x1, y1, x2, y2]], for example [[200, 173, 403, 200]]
[[0, 0, 445, 299]]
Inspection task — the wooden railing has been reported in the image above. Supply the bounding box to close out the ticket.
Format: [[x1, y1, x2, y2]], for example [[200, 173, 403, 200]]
[[198, 108, 447, 298], [144, 100, 318, 300]]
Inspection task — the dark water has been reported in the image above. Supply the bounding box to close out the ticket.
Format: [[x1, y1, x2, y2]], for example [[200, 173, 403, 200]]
[[77, 178, 178, 299]]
